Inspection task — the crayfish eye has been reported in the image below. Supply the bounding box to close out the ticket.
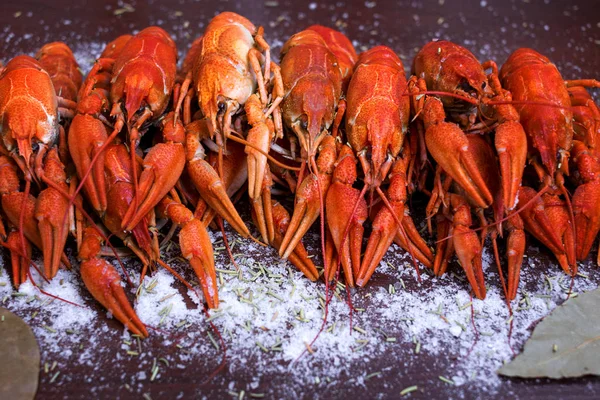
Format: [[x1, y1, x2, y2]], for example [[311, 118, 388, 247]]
[[481, 82, 487, 89], [458, 79, 473, 94], [217, 102, 226, 114], [300, 118, 308, 131]]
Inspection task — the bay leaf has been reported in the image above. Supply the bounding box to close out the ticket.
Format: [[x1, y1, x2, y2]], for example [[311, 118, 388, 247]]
[[498, 288, 600, 378], [0, 308, 40, 400]]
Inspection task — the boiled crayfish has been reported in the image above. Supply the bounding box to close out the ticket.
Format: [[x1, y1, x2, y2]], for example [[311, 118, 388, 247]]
[[2, 18, 600, 340]]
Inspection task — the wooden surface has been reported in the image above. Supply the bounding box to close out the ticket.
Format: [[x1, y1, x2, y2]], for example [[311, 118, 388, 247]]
[[1, 0, 600, 399]]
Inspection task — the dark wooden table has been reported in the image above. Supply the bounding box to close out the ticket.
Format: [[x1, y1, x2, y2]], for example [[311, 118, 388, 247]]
[[1, 0, 599, 399]]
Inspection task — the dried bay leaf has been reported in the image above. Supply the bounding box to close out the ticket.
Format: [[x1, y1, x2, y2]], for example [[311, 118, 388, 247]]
[[499, 288, 600, 378], [0, 308, 40, 400]]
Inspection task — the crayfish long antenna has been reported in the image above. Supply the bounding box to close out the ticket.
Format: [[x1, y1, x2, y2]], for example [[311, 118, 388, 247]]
[[216, 216, 240, 271], [25, 269, 85, 308], [375, 186, 422, 281], [290, 156, 338, 366], [487, 99, 575, 111], [435, 184, 551, 244], [225, 133, 302, 172], [156, 259, 194, 291], [465, 293, 481, 358], [156, 258, 228, 382], [403, 90, 479, 105], [404, 87, 578, 116], [305, 183, 371, 361]]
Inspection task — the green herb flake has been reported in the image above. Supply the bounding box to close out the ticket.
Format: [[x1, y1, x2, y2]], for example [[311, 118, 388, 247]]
[[42, 325, 57, 334], [353, 326, 367, 335], [400, 385, 418, 396], [365, 371, 381, 380], [207, 331, 220, 351], [150, 365, 159, 381], [49, 371, 60, 383], [256, 341, 269, 352]]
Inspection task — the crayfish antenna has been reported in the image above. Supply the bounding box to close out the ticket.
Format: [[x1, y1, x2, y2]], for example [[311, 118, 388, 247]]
[[292, 144, 345, 364], [215, 216, 241, 272]]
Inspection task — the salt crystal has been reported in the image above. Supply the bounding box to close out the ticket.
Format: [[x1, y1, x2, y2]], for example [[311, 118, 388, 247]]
[[449, 325, 463, 337]]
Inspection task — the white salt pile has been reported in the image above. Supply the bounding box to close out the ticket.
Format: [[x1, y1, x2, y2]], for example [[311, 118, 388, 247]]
[[1, 227, 597, 398]]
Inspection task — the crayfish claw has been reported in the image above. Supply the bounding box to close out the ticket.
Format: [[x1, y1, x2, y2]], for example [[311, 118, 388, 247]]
[[180, 218, 219, 309], [80, 258, 148, 338]]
